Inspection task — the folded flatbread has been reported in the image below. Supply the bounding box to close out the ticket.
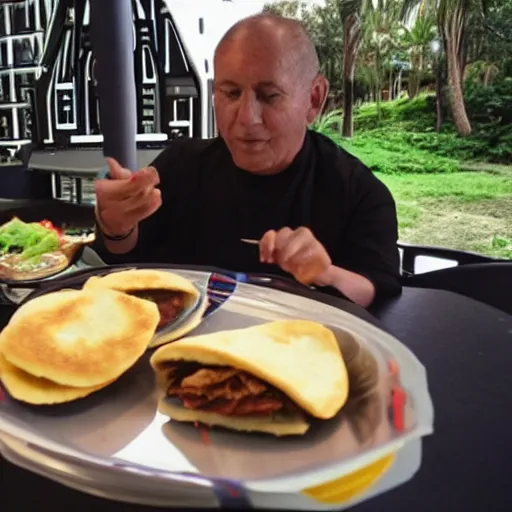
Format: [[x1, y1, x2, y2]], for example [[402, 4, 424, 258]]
[[84, 269, 207, 348], [0, 354, 114, 404], [0, 288, 159, 404], [150, 320, 349, 436]]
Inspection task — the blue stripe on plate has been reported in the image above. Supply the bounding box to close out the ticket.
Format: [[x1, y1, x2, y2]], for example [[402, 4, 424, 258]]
[[211, 479, 252, 508], [204, 272, 238, 318]]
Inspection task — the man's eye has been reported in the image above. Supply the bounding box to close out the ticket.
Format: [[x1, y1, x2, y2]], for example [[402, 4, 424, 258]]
[[260, 93, 280, 102], [224, 90, 240, 99]]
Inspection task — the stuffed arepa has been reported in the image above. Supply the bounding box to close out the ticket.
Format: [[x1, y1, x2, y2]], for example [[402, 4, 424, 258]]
[[84, 269, 207, 347], [150, 320, 349, 436]]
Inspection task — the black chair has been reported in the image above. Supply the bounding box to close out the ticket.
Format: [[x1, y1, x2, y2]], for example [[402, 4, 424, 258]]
[[402, 262, 512, 316], [398, 241, 500, 277]]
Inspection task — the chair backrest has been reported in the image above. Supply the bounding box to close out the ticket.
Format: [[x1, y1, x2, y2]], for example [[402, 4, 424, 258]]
[[398, 241, 498, 276], [0, 199, 94, 228], [402, 262, 512, 315]]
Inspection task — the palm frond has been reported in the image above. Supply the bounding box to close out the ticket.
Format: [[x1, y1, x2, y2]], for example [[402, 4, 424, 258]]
[[400, 0, 422, 22]]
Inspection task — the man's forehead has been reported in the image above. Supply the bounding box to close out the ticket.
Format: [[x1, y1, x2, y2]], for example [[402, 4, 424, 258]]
[[215, 78, 287, 92], [215, 47, 298, 85], [215, 29, 298, 66]]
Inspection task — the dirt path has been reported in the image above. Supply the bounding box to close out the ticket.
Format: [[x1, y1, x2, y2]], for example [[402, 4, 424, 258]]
[[460, 162, 512, 175], [398, 197, 512, 259]]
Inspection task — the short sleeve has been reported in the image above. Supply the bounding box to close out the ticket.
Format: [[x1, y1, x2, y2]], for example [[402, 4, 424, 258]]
[[337, 167, 402, 304]]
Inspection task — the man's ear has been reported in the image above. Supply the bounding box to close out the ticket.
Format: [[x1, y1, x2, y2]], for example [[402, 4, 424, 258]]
[[307, 74, 329, 125]]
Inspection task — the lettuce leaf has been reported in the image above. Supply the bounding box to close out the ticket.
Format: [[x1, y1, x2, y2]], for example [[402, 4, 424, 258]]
[[0, 218, 60, 259]]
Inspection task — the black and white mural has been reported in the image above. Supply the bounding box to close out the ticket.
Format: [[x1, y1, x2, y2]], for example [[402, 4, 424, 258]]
[[0, 0, 233, 158]]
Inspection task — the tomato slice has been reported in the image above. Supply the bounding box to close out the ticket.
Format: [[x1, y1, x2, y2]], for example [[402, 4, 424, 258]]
[[40, 220, 63, 240], [40, 219, 54, 229]]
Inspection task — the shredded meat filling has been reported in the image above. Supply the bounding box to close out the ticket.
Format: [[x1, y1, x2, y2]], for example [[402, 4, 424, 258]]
[[130, 290, 185, 329], [165, 363, 299, 417]]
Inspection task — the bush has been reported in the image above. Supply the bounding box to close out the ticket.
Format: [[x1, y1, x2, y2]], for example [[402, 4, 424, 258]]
[[311, 83, 512, 170], [338, 134, 460, 174], [464, 77, 512, 126], [312, 121, 459, 174], [353, 95, 436, 132], [349, 91, 512, 164]]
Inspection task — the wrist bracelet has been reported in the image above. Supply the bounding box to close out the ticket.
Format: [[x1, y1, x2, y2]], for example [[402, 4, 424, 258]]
[[100, 225, 135, 242], [95, 204, 135, 242]]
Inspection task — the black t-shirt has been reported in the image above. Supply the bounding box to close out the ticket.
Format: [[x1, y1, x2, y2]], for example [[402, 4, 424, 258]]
[[94, 130, 402, 302]]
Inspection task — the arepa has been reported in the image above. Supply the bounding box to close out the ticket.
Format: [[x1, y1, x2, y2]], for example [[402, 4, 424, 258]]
[[0, 288, 159, 394], [83, 269, 207, 347], [150, 320, 349, 436], [0, 354, 114, 405]]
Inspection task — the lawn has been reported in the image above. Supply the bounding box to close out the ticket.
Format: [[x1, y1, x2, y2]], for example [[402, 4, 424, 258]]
[[377, 171, 512, 259], [313, 94, 512, 260]]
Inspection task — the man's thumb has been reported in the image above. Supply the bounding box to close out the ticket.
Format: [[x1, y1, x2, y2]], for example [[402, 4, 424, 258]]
[[106, 157, 132, 180]]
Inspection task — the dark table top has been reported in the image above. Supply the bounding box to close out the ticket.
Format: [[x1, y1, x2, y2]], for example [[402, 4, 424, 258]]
[[28, 148, 163, 175], [2, 286, 512, 511]]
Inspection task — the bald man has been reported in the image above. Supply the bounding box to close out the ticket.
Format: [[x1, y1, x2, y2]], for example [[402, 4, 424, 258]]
[[93, 14, 401, 308]]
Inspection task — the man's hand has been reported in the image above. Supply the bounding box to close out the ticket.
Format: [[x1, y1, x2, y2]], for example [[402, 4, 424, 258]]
[[95, 158, 162, 237], [259, 227, 331, 285]]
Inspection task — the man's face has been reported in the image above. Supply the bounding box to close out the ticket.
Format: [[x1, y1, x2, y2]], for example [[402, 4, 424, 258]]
[[213, 35, 322, 175]]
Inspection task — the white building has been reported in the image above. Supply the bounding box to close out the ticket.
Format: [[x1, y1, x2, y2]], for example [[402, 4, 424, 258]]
[[0, 0, 263, 159]]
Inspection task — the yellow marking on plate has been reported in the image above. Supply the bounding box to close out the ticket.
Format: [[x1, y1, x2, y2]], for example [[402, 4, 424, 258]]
[[301, 453, 395, 505]]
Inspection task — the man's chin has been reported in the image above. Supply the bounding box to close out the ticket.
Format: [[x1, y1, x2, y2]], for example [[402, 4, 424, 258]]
[[232, 154, 275, 175]]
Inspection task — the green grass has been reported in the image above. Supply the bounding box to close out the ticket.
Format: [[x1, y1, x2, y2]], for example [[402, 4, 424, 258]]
[[339, 134, 459, 174], [377, 172, 512, 259], [311, 94, 512, 259]]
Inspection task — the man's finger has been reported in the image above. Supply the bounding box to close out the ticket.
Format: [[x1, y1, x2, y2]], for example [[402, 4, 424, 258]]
[[125, 189, 162, 222], [106, 157, 132, 180], [95, 179, 138, 203], [259, 230, 277, 263], [95, 166, 160, 203], [276, 229, 310, 265], [130, 166, 160, 187], [273, 227, 294, 254], [120, 183, 157, 213], [100, 189, 162, 233]]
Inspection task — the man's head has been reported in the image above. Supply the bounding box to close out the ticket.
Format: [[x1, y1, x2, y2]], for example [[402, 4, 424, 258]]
[[213, 14, 328, 175]]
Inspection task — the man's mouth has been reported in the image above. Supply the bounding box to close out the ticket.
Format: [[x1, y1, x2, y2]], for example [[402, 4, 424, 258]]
[[236, 138, 268, 150]]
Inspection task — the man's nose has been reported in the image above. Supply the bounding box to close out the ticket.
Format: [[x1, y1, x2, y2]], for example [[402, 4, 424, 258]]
[[235, 92, 262, 126]]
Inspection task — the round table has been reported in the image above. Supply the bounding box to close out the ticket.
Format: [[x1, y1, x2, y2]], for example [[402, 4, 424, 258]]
[[2, 286, 512, 511]]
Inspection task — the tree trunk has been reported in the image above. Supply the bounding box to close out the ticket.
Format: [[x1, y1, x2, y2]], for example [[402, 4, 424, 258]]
[[446, 41, 471, 136], [341, 15, 361, 138], [409, 72, 420, 99], [389, 68, 393, 100], [342, 75, 354, 137], [435, 58, 444, 131], [458, 27, 467, 85], [442, 9, 472, 136]]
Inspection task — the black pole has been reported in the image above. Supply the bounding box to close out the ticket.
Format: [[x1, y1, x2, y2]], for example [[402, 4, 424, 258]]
[[89, 0, 138, 172]]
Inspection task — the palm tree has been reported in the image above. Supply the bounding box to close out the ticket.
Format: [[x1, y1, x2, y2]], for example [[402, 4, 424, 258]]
[[338, 0, 374, 138], [402, 14, 437, 98], [358, 1, 402, 121], [401, 0, 489, 136]]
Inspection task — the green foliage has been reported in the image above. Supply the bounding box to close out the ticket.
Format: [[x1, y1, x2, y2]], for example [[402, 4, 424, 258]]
[[353, 95, 436, 130], [464, 77, 512, 125], [348, 92, 512, 164], [339, 133, 460, 174], [312, 107, 459, 174], [310, 108, 343, 134]]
